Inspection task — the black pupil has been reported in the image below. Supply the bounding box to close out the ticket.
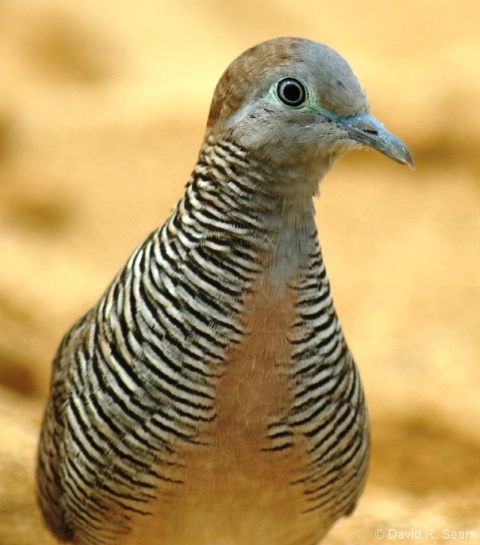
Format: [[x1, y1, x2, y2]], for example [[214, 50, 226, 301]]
[[278, 79, 305, 106]]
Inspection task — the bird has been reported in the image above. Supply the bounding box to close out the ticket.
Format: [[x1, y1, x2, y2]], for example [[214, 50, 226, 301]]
[[36, 37, 413, 545]]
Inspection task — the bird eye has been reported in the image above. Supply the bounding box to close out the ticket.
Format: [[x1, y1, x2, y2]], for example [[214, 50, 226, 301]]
[[277, 78, 306, 107]]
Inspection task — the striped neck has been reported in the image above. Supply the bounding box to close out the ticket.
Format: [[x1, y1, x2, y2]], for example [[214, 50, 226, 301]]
[[181, 134, 320, 294]]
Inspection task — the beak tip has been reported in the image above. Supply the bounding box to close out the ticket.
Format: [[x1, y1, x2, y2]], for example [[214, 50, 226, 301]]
[[404, 146, 415, 172], [400, 149, 415, 171]]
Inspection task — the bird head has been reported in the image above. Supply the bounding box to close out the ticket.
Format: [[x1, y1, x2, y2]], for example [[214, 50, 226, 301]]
[[206, 38, 413, 184]]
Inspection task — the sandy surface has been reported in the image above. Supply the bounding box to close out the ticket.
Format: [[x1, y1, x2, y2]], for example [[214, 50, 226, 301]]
[[1, 1, 480, 544]]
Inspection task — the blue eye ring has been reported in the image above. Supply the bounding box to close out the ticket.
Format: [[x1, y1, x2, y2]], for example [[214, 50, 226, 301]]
[[277, 78, 306, 107]]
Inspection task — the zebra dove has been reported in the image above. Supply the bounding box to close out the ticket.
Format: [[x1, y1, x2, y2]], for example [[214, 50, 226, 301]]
[[36, 37, 413, 545]]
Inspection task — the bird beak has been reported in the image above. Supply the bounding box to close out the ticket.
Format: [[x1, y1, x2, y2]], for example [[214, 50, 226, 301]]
[[340, 112, 414, 169]]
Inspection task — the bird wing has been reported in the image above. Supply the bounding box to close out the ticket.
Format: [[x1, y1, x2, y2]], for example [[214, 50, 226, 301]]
[[36, 311, 94, 541]]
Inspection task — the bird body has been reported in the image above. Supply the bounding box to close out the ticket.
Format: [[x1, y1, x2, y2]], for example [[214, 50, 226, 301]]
[[36, 38, 412, 545]]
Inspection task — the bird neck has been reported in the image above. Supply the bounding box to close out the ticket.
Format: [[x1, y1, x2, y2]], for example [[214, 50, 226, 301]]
[[185, 135, 321, 293]]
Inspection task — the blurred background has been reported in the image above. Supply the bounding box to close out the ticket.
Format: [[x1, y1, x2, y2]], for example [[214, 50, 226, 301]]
[[1, 1, 479, 544]]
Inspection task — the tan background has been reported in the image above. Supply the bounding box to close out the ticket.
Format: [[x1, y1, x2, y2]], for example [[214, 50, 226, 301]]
[[1, 1, 479, 544]]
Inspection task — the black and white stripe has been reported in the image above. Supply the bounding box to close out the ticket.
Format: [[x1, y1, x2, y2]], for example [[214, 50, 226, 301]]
[[37, 136, 274, 542], [37, 134, 368, 544], [265, 239, 369, 519]]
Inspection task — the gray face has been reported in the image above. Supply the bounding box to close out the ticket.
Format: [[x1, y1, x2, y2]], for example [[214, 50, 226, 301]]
[[208, 38, 413, 175]]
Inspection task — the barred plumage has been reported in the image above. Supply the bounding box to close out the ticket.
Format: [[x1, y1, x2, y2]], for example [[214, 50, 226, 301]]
[[37, 37, 412, 545]]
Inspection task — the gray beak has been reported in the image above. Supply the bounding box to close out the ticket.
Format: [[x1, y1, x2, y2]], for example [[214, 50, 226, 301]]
[[341, 112, 414, 169]]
